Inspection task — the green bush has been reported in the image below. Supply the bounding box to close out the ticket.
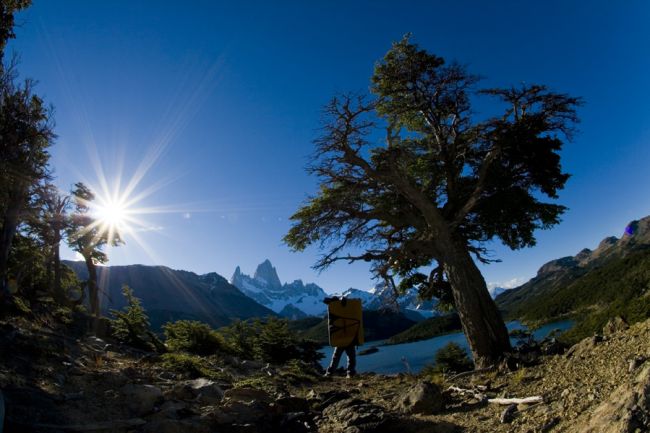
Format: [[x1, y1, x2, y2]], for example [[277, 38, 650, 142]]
[[219, 317, 324, 364], [110, 285, 162, 351], [164, 320, 226, 355], [432, 342, 473, 374]]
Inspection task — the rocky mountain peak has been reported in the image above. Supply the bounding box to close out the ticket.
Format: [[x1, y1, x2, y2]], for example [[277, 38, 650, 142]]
[[253, 259, 282, 289]]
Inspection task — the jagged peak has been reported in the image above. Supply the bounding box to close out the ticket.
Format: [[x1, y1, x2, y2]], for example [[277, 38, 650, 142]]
[[253, 259, 282, 289], [230, 265, 242, 283]]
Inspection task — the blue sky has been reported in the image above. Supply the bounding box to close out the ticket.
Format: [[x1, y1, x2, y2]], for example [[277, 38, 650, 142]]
[[8, 1, 650, 293]]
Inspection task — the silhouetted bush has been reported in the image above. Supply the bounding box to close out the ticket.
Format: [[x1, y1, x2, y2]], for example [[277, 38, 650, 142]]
[[432, 342, 472, 374], [110, 285, 163, 351]]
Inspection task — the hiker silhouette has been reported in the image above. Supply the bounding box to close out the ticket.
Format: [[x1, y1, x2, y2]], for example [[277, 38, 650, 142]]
[[323, 296, 363, 378]]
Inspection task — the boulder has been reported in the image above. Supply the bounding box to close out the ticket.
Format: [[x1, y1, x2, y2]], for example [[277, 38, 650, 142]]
[[120, 384, 163, 415], [170, 378, 224, 404], [395, 382, 444, 414], [320, 397, 387, 433]]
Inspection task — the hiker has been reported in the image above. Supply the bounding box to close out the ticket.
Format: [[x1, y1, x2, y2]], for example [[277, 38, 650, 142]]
[[323, 296, 363, 378]]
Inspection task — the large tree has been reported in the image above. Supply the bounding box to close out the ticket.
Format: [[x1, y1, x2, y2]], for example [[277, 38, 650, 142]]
[[0, 71, 54, 297], [284, 37, 580, 367]]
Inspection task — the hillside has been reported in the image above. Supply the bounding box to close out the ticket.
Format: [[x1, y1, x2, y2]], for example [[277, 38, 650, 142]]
[[63, 261, 275, 329], [497, 216, 650, 341], [386, 314, 462, 345], [2, 303, 649, 433]]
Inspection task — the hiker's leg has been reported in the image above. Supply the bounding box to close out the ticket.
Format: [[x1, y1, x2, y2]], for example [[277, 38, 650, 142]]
[[326, 347, 344, 374], [345, 345, 356, 375]]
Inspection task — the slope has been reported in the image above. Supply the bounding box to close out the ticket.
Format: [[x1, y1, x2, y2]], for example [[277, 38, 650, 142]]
[[63, 261, 275, 329]]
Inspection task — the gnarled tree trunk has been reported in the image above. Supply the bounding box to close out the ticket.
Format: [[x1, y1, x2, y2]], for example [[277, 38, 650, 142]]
[[84, 255, 99, 317], [443, 240, 512, 368]]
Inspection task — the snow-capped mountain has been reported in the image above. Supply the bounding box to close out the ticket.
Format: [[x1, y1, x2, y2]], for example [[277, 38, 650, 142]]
[[230, 260, 328, 317], [336, 284, 438, 320]]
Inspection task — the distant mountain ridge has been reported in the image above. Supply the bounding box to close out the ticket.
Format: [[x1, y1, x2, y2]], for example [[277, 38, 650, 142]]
[[231, 260, 446, 319], [496, 215, 650, 334], [230, 260, 329, 318], [63, 261, 275, 330]]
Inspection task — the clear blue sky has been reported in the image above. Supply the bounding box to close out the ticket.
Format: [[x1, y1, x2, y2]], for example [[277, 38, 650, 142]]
[[9, 1, 650, 293]]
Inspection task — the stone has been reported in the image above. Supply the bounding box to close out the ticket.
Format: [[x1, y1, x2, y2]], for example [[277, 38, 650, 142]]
[[314, 390, 352, 410], [628, 356, 646, 373], [395, 382, 444, 414], [223, 387, 273, 404], [209, 399, 272, 425], [275, 396, 310, 413], [602, 316, 629, 336], [148, 400, 192, 421], [500, 404, 517, 423], [170, 378, 224, 404], [320, 398, 387, 432], [142, 417, 212, 433], [120, 383, 163, 415]]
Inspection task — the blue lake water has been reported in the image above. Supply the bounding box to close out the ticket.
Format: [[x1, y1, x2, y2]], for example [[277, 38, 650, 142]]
[[319, 320, 574, 374]]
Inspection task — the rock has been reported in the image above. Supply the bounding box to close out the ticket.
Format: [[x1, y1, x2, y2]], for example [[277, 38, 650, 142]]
[[565, 335, 603, 359], [500, 404, 517, 423], [629, 356, 646, 373], [574, 364, 650, 432], [148, 400, 194, 421], [314, 390, 352, 410], [275, 396, 310, 413], [170, 378, 224, 404], [541, 417, 560, 432], [120, 384, 163, 415], [320, 398, 387, 432], [223, 387, 273, 404], [395, 382, 444, 414], [602, 316, 629, 336], [280, 411, 316, 433], [209, 399, 272, 425], [240, 359, 265, 371], [142, 417, 212, 433], [541, 338, 564, 356]]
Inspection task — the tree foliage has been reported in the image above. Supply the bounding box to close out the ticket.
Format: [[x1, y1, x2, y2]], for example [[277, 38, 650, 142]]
[[0, 65, 54, 296], [285, 36, 580, 366]]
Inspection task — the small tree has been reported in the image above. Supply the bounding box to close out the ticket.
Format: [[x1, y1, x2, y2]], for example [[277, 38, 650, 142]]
[[67, 182, 122, 316], [110, 285, 160, 350], [434, 342, 473, 374], [285, 36, 580, 367]]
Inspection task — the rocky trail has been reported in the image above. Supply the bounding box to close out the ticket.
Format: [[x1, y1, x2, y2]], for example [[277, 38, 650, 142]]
[[0, 316, 649, 433]]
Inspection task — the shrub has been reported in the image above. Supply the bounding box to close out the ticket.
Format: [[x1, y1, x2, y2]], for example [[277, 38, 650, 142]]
[[110, 285, 162, 351], [164, 320, 226, 355], [219, 318, 324, 364], [433, 342, 473, 374]]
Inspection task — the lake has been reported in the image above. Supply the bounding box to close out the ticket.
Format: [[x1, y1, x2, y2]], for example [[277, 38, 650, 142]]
[[319, 320, 574, 374]]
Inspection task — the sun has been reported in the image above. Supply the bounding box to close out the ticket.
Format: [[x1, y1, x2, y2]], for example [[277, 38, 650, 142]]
[[93, 196, 131, 236], [95, 199, 127, 228]]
